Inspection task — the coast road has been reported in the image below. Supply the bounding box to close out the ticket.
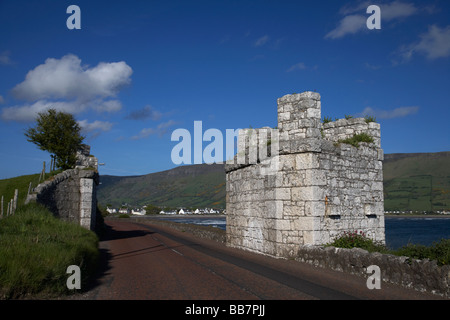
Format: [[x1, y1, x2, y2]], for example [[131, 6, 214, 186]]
[[80, 219, 443, 300]]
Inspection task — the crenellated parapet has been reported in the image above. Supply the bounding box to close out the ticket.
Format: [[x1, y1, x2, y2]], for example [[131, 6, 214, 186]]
[[225, 91, 385, 258]]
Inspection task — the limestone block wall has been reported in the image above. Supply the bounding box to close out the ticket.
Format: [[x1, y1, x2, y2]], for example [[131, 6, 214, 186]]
[[26, 146, 99, 230], [225, 91, 385, 258]]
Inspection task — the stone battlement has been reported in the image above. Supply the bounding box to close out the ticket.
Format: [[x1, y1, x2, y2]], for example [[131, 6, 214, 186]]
[[322, 117, 381, 148], [225, 91, 385, 258]]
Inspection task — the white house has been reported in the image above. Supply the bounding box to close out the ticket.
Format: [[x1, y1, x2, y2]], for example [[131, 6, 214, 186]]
[[106, 207, 117, 214], [178, 208, 185, 214], [131, 208, 146, 215]]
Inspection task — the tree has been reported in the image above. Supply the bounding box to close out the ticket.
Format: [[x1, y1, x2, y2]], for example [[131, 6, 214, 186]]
[[144, 204, 161, 215], [25, 109, 85, 170]]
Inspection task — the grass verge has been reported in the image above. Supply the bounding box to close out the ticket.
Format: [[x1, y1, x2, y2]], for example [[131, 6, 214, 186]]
[[0, 202, 99, 299], [326, 231, 450, 266]]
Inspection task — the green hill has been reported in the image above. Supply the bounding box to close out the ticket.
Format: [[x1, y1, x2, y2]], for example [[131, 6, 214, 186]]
[[97, 164, 226, 209], [3, 152, 449, 212], [97, 152, 450, 211], [383, 152, 450, 212], [0, 170, 63, 214], [0, 173, 42, 213]]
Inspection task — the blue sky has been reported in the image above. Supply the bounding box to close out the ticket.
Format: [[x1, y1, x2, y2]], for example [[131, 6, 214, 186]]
[[0, 0, 449, 179]]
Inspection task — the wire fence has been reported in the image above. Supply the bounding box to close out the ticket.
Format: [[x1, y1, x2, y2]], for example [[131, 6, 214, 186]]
[[1, 189, 18, 218], [1, 160, 51, 219]]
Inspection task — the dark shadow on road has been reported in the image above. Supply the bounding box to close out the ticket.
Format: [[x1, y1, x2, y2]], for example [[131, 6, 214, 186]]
[[79, 219, 156, 297], [100, 220, 155, 241]]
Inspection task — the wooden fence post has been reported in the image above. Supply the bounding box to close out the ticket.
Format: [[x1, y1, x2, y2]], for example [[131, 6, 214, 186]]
[[39, 161, 46, 183], [13, 189, 18, 214]]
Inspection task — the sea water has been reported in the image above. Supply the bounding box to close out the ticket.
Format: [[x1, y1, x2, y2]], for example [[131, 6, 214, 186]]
[[155, 215, 450, 249], [385, 216, 450, 249]]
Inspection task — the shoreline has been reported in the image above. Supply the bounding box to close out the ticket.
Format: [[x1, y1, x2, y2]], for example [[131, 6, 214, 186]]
[[385, 214, 450, 219], [115, 213, 450, 219], [126, 214, 226, 220]]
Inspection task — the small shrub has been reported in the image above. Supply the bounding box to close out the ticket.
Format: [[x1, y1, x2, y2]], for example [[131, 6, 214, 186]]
[[364, 115, 377, 123], [338, 133, 374, 148], [430, 239, 450, 265], [393, 243, 429, 261], [118, 213, 130, 218], [322, 116, 332, 124], [393, 239, 450, 266], [328, 231, 449, 266], [326, 230, 389, 253]]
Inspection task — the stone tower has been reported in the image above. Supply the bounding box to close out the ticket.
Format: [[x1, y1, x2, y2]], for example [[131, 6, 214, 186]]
[[225, 91, 384, 258]]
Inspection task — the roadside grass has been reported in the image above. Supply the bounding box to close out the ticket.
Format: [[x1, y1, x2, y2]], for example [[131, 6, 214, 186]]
[[394, 239, 450, 266], [0, 202, 99, 299], [327, 231, 450, 266]]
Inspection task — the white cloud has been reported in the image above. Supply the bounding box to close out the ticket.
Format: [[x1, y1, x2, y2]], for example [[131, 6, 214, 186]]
[[382, 1, 418, 20], [398, 25, 450, 61], [286, 62, 306, 72], [1, 98, 123, 122], [325, 15, 367, 39], [0, 95, 4, 104], [12, 54, 132, 101], [359, 106, 419, 119], [1, 54, 132, 122], [93, 99, 123, 113], [326, 1, 420, 39], [254, 35, 270, 47], [78, 119, 114, 139], [78, 119, 113, 133], [1, 100, 82, 122], [131, 120, 177, 140], [338, 1, 371, 15]]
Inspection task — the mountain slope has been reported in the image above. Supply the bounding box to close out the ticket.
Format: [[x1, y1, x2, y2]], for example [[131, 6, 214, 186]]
[[96, 152, 450, 212], [383, 152, 450, 212], [97, 164, 226, 208]]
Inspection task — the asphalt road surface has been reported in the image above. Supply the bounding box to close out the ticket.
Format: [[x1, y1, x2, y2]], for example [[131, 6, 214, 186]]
[[79, 219, 445, 301]]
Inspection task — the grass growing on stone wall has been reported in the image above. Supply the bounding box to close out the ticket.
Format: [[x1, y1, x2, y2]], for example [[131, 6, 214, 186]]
[[337, 133, 374, 148], [327, 231, 450, 266], [0, 202, 99, 299], [326, 231, 389, 253]]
